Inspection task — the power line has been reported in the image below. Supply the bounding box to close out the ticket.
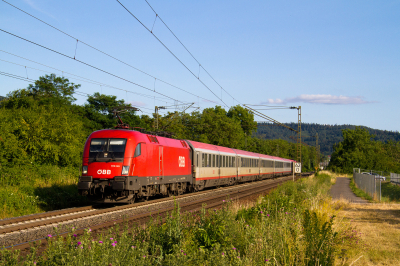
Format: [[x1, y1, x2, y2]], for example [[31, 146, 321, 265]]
[[143, 0, 241, 105], [1, 0, 219, 106], [0, 28, 193, 106], [0, 54, 176, 103], [115, 0, 228, 108], [0, 70, 150, 113]]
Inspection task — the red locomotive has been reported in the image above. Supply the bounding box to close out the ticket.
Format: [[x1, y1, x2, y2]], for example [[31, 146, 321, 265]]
[[78, 123, 295, 203]]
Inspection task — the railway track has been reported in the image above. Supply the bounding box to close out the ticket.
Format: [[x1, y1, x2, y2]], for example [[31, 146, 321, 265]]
[[2, 173, 312, 254]]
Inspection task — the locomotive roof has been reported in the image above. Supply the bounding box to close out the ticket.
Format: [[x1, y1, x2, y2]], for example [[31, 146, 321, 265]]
[[186, 140, 292, 162], [88, 129, 190, 149]]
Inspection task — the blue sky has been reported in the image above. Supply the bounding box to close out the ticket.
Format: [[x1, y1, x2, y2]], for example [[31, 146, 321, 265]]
[[1, 0, 399, 131]]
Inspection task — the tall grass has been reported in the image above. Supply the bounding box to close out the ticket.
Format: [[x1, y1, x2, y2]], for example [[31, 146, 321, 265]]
[[0, 165, 89, 219], [1, 174, 356, 265]]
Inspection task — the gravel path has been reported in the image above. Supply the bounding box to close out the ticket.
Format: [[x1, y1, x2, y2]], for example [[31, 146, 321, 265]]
[[330, 177, 369, 203]]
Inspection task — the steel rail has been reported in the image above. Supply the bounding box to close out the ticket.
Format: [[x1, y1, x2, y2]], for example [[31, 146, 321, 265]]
[[6, 174, 310, 255]]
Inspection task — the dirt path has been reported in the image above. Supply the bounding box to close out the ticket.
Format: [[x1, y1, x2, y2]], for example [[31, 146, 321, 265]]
[[330, 177, 369, 203]]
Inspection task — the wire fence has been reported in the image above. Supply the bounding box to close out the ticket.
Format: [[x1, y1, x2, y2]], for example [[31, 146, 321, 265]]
[[390, 173, 400, 185], [353, 168, 382, 201]]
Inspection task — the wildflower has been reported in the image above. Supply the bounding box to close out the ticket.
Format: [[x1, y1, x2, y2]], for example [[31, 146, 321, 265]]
[[112, 243, 116, 247], [132, 246, 135, 249], [114, 241, 117, 244], [47, 234, 52, 238], [285, 212, 288, 214], [222, 252, 225, 255], [34, 262, 36, 265], [99, 241, 103, 244], [223, 200, 225, 202], [260, 211, 263, 213], [110, 238, 113, 240], [88, 228, 92, 232], [233, 247, 236, 250], [184, 253, 186, 255], [80, 246, 83, 249], [77, 242, 82, 246], [267, 214, 270, 217], [73, 234, 77, 237], [143, 255, 146, 258]]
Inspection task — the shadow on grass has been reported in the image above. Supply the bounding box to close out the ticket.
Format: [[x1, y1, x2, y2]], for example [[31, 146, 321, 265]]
[[381, 182, 400, 202], [34, 184, 90, 212]]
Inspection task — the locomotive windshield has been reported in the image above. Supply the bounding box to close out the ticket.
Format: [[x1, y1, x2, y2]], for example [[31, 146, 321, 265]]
[[89, 138, 127, 162]]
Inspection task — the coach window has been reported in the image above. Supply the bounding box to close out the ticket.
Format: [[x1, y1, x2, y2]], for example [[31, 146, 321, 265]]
[[233, 157, 235, 167], [202, 154, 205, 167], [212, 155, 215, 167]]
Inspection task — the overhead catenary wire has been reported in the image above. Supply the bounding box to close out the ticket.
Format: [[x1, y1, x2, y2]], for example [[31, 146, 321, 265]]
[[0, 28, 194, 106], [1, 0, 219, 105], [0, 71, 149, 113], [143, 0, 241, 105], [0, 55, 176, 104], [115, 0, 229, 108]]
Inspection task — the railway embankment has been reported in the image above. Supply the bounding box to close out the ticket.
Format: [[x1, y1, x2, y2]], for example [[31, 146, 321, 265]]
[[1, 173, 360, 265]]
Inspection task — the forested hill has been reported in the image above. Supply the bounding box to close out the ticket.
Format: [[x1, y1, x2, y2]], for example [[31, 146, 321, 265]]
[[255, 123, 400, 156]]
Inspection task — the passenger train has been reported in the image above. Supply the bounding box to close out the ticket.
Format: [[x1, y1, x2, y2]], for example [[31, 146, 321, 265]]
[[78, 128, 295, 203]]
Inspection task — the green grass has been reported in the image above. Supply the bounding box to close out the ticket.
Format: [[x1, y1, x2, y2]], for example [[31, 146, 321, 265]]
[[348, 177, 373, 201], [380, 181, 400, 202], [0, 164, 89, 219], [1, 174, 356, 265]]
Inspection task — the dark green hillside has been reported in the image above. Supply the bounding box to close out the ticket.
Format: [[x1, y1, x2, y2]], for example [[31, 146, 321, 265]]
[[0, 95, 5, 102], [255, 123, 400, 156]]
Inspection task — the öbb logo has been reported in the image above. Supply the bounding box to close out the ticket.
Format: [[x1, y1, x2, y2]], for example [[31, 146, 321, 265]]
[[97, 169, 111, 175], [179, 156, 185, 167]]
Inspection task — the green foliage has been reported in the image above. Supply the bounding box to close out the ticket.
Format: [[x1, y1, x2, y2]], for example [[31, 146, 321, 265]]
[[0, 175, 355, 265], [348, 177, 373, 201], [194, 204, 230, 249], [227, 105, 257, 135], [256, 122, 400, 156], [328, 127, 400, 173], [0, 165, 89, 219], [0, 104, 87, 167], [2, 74, 79, 109], [302, 210, 337, 266], [381, 182, 400, 202]]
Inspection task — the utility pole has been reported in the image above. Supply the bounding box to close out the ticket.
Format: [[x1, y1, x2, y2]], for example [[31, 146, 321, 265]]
[[294, 106, 301, 179], [315, 133, 319, 170], [155, 106, 166, 130]]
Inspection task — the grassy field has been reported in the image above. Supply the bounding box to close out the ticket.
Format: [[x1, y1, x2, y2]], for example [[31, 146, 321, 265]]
[[332, 200, 400, 265], [0, 165, 89, 219], [1, 173, 359, 265]]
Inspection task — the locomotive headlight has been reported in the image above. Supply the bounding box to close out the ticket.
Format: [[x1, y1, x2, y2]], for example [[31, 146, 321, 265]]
[[82, 165, 88, 174], [122, 166, 129, 175]]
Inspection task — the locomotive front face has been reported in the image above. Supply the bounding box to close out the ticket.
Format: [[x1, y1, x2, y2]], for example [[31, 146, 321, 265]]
[[85, 138, 129, 178], [77, 130, 140, 202]]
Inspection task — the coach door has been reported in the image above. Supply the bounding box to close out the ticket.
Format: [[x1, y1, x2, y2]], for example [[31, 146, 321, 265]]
[[159, 146, 164, 178]]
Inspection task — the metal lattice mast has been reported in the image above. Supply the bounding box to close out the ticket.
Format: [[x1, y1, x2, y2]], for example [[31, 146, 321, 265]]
[[296, 106, 301, 177]]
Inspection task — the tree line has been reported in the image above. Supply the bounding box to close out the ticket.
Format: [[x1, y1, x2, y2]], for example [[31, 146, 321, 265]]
[[0, 74, 318, 172], [328, 127, 400, 173], [256, 122, 400, 156]]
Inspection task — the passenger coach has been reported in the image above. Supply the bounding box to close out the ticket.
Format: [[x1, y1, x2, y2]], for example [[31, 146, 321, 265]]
[[78, 129, 295, 203]]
